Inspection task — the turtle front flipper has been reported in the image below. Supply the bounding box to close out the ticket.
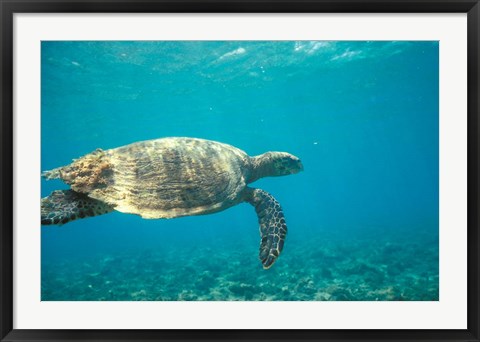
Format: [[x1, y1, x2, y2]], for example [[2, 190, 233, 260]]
[[41, 190, 114, 225], [244, 188, 287, 269]]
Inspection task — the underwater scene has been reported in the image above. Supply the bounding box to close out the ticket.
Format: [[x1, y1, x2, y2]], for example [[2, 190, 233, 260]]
[[41, 41, 439, 301]]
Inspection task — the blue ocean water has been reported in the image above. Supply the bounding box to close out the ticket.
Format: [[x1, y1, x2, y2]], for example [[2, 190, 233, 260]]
[[41, 41, 439, 301]]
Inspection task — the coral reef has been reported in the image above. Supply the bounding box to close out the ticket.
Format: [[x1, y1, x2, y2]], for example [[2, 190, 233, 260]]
[[41, 227, 438, 301]]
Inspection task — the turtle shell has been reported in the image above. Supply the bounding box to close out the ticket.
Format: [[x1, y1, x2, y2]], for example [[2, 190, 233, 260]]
[[59, 138, 251, 219]]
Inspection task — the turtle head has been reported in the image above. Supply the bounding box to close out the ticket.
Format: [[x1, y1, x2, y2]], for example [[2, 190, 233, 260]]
[[268, 152, 304, 176], [248, 152, 303, 183]]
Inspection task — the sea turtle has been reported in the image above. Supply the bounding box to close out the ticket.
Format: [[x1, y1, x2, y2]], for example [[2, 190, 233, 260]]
[[41, 137, 303, 269]]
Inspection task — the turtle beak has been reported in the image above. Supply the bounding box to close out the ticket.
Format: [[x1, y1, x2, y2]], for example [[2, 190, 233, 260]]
[[298, 160, 304, 172], [291, 159, 303, 174]]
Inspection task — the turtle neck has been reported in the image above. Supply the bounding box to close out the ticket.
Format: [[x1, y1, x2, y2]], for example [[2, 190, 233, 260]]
[[247, 153, 275, 184]]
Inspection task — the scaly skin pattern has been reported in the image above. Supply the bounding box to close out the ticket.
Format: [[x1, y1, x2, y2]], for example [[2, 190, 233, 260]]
[[41, 190, 114, 225], [244, 188, 287, 269]]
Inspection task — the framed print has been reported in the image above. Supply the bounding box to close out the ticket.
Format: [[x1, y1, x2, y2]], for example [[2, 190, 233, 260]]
[[1, 1, 479, 341]]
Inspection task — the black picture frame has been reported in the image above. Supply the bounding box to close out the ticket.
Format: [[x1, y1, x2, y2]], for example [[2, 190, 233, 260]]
[[1, 1, 479, 341]]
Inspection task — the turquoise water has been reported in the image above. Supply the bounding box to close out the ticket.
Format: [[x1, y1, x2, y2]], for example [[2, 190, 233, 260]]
[[41, 41, 439, 301]]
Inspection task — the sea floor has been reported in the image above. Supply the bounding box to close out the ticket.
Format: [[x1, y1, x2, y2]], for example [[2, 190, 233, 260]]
[[42, 227, 438, 301]]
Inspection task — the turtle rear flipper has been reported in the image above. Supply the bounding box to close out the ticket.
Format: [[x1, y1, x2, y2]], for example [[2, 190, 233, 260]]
[[41, 190, 114, 225], [244, 188, 287, 269]]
